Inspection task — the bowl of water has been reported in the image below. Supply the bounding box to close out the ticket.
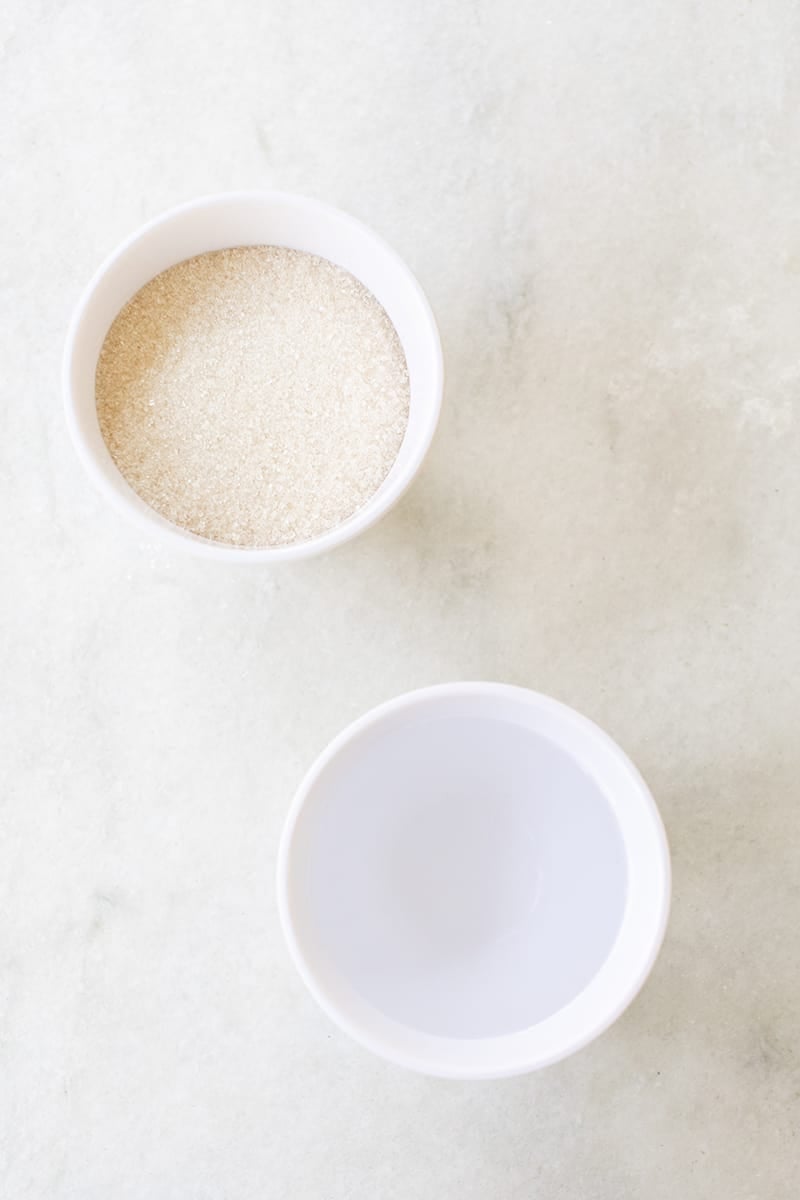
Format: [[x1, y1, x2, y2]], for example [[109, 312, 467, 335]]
[[278, 682, 670, 1078]]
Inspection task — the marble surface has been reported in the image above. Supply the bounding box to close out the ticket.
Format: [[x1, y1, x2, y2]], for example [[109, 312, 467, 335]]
[[2, 1, 800, 1195]]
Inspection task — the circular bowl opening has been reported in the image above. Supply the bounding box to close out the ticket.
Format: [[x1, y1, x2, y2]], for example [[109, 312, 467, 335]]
[[63, 191, 443, 561], [278, 683, 670, 1078]]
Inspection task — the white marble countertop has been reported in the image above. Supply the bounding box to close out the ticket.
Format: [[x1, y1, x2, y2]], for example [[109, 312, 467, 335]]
[[2, 2, 799, 1196]]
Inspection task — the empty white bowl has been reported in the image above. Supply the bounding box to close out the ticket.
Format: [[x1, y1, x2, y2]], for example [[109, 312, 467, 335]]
[[63, 191, 443, 561], [278, 683, 670, 1078]]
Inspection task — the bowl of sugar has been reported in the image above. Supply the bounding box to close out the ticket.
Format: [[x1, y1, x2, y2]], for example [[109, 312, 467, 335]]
[[278, 683, 671, 1078], [63, 192, 442, 560]]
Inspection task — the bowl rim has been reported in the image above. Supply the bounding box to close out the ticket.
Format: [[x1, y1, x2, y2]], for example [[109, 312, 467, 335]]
[[62, 189, 443, 562], [277, 681, 671, 1079]]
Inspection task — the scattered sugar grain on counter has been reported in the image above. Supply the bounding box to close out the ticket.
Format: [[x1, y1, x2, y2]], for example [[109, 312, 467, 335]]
[[95, 246, 410, 546]]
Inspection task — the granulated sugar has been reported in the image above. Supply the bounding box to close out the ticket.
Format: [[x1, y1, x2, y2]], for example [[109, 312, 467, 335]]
[[95, 246, 410, 547]]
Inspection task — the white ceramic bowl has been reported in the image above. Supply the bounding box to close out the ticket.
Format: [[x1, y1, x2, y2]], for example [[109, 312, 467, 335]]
[[63, 192, 443, 561], [278, 683, 670, 1079]]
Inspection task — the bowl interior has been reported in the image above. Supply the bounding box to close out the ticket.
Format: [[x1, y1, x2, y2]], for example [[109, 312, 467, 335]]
[[64, 193, 441, 554], [289, 705, 628, 1039]]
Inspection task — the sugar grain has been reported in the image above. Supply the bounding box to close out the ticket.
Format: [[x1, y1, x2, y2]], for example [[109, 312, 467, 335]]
[[96, 246, 410, 546]]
